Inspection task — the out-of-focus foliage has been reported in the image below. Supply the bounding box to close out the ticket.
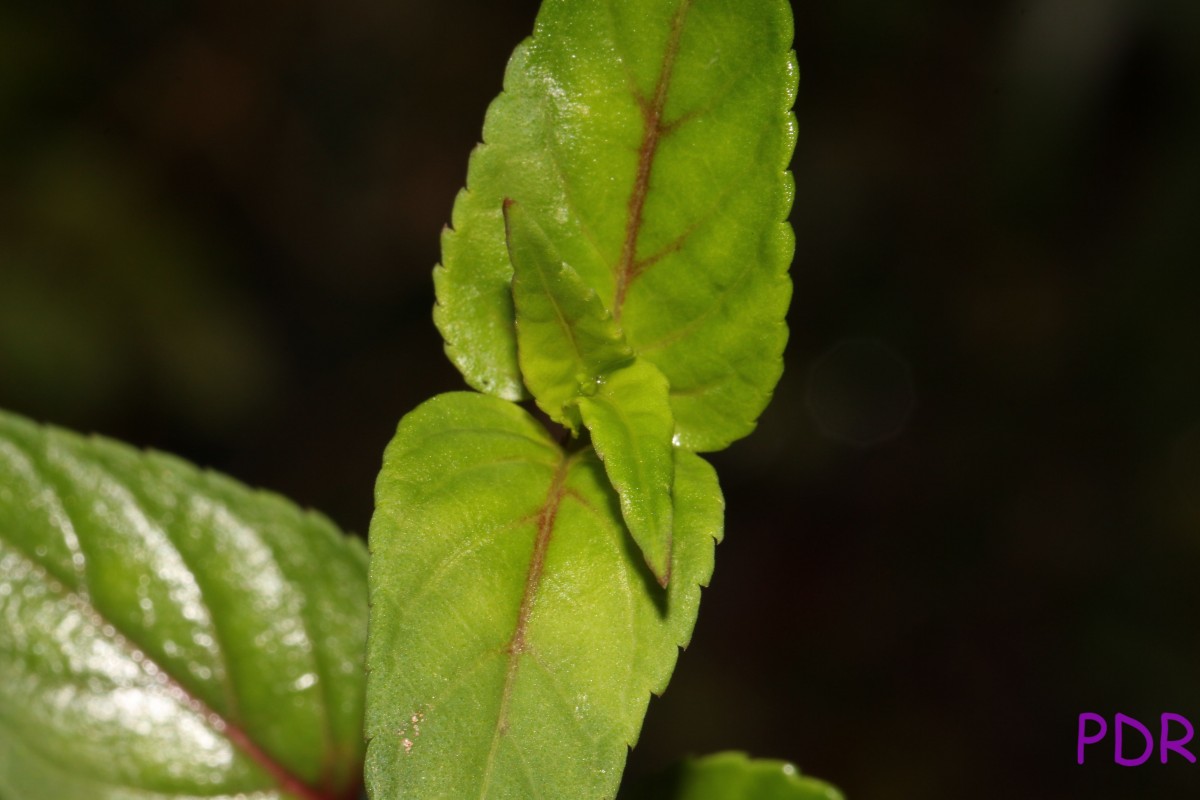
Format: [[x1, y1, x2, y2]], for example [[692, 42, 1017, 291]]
[[0, 409, 368, 799], [620, 752, 842, 800]]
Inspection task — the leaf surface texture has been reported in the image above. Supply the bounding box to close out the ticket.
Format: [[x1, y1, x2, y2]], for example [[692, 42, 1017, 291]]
[[0, 410, 368, 800], [366, 393, 722, 799], [435, 0, 798, 451]]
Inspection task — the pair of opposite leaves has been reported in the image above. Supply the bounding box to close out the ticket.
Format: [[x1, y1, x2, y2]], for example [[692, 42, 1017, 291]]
[[367, 0, 798, 797], [504, 198, 678, 585], [432, 0, 799, 586]]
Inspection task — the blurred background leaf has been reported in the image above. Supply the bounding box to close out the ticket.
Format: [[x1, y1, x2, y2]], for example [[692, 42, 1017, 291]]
[[2, 1, 1200, 798], [618, 752, 842, 799]]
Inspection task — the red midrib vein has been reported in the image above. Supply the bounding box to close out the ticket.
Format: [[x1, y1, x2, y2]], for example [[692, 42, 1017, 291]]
[[222, 718, 342, 800], [2, 533, 350, 800], [612, 0, 694, 320], [101, 592, 345, 800], [478, 455, 571, 798]]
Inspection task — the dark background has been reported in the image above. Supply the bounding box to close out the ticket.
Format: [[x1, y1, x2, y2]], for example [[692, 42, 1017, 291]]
[[3, 1, 1200, 797]]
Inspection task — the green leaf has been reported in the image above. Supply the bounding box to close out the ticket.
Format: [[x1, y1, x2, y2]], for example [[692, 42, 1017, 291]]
[[0, 409, 368, 800], [619, 752, 844, 800], [434, 0, 798, 451], [366, 392, 723, 799], [578, 360, 676, 586], [505, 199, 676, 583], [505, 198, 633, 432]]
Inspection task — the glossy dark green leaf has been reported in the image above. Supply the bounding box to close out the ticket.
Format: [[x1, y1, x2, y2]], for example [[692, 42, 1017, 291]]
[[578, 360, 676, 585], [505, 198, 633, 432], [0, 409, 368, 800], [366, 393, 723, 799], [619, 752, 844, 800], [434, 0, 798, 451]]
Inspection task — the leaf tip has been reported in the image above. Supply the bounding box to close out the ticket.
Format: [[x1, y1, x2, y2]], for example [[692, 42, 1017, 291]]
[[501, 197, 520, 255], [649, 542, 673, 588]]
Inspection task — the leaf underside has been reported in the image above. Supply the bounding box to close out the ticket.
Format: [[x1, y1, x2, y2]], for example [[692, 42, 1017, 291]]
[[435, 0, 798, 452], [0, 410, 368, 800], [366, 393, 723, 799], [618, 752, 845, 800]]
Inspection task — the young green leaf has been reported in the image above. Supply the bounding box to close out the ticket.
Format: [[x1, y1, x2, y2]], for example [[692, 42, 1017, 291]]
[[0, 409, 368, 800], [435, 0, 798, 451], [366, 392, 723, 799], [505, 199, 676, 583], [578, 360, 676, 586], [504, 198, 633, 432], [619, 752, 844, 800]]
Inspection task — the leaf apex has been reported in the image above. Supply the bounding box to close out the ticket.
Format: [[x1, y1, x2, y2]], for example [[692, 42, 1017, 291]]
[[654, 557, 672, 589]]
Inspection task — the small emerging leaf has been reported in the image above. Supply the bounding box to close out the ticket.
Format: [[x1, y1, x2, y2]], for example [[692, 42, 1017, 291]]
[[0, 409, 368, 800], [578, 360, 676, 585], [435, 0, 798, 451], [619, 752, 844, 800], [506, 199, 676, 582], [505, 198, 633, 431], [366, 393, 723, 799]]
